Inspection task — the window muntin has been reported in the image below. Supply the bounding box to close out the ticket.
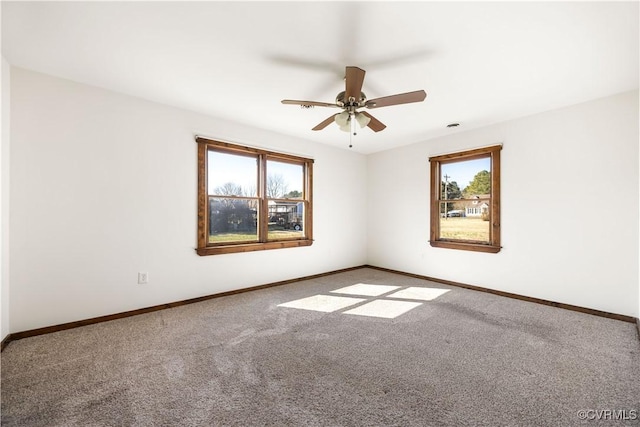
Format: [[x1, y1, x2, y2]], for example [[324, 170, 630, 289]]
[[429, 145, 501, 253], [197, 137, 313, 255]]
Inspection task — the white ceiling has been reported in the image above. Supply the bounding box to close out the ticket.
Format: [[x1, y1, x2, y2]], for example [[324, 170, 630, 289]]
[[2, 1, 638, 154]]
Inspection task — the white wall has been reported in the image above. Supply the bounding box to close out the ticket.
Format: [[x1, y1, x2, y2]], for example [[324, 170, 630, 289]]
[[1, 56, 10, 341], [368, 90, 639, 318], [7, 66, 639, 334], [9, 67, 368, 332]]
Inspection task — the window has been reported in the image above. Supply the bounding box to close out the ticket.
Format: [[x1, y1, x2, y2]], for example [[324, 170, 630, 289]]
[[196, 137, 313, 255], [429, 145, 502, 253]]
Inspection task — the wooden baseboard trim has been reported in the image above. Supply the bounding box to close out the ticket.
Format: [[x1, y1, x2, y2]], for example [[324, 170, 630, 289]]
[[364, 265, 638, 324], [1, 334, 11, 352], [2, 265, 364, 350], [3, 264, 638, 351]]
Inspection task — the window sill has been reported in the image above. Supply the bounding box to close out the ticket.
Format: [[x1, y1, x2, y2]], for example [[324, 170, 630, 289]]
[[197, 239, 313, 256], [430, 240, 501, 253]]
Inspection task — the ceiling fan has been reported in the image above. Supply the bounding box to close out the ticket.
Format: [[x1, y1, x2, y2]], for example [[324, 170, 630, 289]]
[[281, 66, 427, 134]]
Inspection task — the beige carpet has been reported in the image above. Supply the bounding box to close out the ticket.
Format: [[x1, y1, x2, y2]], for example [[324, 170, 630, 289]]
[[2, 268, 639, 426]]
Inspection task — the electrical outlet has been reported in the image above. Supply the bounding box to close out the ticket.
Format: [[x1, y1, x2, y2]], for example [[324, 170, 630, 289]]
[[138, 272, 149, 284]]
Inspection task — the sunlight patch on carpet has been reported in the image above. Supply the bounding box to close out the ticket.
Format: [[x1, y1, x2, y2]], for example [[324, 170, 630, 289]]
[[388, 287, 451, 301], [278, 295, 365, 313], [343, 300, 422, 319], [331, 283, 401, 297]]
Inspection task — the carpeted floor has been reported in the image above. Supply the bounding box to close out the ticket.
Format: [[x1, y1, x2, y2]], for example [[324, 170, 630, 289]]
[[2, 268, 639, 426]]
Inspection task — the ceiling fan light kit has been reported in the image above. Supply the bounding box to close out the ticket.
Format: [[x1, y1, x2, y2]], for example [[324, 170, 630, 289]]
[[334, 111, 371, 133], [354, 111, 371, 128], [282, 66, 427, 145], [335, 111, 350, 128]]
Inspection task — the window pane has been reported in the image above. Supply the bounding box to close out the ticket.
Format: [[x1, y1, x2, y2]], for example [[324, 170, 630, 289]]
[[266, 160, 303, 199], [209, 197, 258, 243], [208, 151, 258, 197], [439, 202, 490, 242], [441, 157, 491, 199], [429, 144, 500, 253], [268, 201, 305, 240]]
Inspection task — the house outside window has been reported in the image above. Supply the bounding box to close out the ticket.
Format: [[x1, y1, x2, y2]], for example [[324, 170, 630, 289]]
[[196, 137, 313, 256], [429, 145, 502, 253]]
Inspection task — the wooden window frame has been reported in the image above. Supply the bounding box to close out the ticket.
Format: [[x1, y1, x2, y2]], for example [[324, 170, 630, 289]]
[[196, 137, 313, 256], [429, 145, 502, 253]]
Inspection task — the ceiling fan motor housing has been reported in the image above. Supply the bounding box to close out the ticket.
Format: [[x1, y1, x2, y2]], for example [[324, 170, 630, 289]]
[[336, 91, 367, 108]]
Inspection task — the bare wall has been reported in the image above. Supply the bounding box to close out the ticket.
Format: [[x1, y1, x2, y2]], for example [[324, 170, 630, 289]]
[[9, 67, 368, 333], [367, 90, 639, 318]]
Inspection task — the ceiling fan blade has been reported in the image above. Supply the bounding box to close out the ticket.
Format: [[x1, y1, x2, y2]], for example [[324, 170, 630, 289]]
[[344, 66, 366, 103], [365, 90, 427, 109], [282, 99, 339, 108], [360, 111, 386, 132], [312, 114, 339, 131]]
